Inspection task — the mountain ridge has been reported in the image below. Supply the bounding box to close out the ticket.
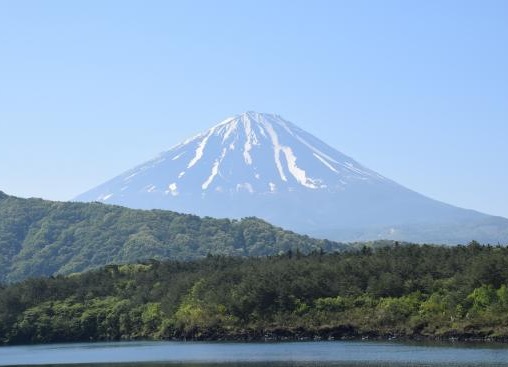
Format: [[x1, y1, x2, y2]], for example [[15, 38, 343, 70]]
[[75, 112, 508, 244], [78, 112, 390, 198], [0, 191, 346, 283]]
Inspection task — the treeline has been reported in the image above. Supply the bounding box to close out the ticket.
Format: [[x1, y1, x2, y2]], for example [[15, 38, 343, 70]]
[[2, 241, 508, 344], [0, 191, 345, 283]]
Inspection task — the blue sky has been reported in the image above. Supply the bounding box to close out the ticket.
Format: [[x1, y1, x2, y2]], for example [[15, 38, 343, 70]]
[[1, 0, 507, 218]]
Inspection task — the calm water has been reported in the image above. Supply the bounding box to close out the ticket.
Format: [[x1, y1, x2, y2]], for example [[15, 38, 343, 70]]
[[1, 340, 508, 367]]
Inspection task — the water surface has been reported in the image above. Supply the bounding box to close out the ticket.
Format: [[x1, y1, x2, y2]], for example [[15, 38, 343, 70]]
[[2, 340, 508, 366]]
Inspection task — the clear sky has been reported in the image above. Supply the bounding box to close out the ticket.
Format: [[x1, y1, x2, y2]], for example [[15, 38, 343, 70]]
[[1, 0, 507, 218]]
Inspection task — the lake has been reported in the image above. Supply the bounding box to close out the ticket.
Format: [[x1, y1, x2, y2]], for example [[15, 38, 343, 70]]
[[1, 340, 508, 367]]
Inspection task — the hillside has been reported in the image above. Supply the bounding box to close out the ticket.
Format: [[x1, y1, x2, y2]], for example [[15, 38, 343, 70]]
[[2, 243, 508, 344], [0, 191, 345, 283]]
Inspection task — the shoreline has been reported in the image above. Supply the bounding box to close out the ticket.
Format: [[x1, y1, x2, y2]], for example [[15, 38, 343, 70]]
[[4, 326, 507, 347], [162, 326, 508, 344]]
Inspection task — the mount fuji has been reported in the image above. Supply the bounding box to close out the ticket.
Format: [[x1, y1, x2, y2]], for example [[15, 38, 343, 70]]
[[76, 112, 508, 244]]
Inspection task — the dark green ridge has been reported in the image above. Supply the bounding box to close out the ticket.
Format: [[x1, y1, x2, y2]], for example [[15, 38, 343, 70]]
[[0, 192, 347, 283]]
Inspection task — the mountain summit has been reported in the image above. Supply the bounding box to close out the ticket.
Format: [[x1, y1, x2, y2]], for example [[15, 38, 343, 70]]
[[76, 112, 508, 244]]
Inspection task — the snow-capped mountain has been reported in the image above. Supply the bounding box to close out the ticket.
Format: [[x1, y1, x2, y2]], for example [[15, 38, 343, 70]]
[[76, 112, 508, 244]]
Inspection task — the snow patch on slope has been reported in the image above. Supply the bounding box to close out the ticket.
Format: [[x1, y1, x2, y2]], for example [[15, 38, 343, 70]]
[[237, 182, 254, 193], [187, 128, 215, 169], [172, 152, 185, 161], [166, 183, 179, 196], [343, 162, 373, 178], [243, 117, 260, 165], [220, 119, 238, 142], [262, 119, 287, 182], [124, 172, 139, 182], [100, 194, 113, 201], [313, 152, 339, 174], [281, 146, 319, 188], [202, 148, 227, 190], [260, 115, 318, 188]]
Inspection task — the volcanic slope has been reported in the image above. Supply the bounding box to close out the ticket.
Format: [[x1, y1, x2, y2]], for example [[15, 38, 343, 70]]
[[76, 112, 508, 244]]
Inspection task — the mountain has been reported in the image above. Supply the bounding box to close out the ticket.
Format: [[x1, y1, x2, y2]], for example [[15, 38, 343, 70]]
[[0, 192, 346, 283], [76, 112, 508, 244]]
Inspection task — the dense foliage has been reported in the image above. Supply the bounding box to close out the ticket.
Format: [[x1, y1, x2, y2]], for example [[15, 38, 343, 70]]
[[0, 192, 345, 282], [2, 242, 508, 344]]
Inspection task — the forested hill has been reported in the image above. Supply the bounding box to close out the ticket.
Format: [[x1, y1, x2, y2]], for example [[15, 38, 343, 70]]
[[0, 191, 345, 283], [2, 243, 508, 344]]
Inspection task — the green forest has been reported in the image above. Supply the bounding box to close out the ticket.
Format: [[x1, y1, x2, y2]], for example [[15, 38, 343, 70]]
[[2, 241, 508, 345], [0, 191, 344, 283]]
